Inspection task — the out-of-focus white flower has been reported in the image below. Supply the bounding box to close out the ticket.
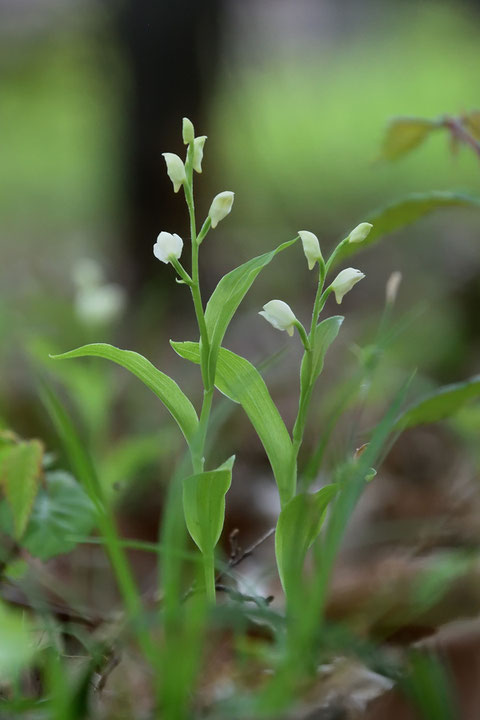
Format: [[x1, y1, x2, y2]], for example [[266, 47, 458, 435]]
[[73, 258, 104, 289], [75, 284, 125, 325], [182, 117, 195, 144], [162, 153, 186, 193], [193, 136, 207, 173], [331, 268, 365, 304], [259, 300, 297, 337], [208, 191, 234, 229], [348, 222, 373, 244], [385, 271, 402, 304], [298, 230, 323, 271], [153, 231, 183, 264]]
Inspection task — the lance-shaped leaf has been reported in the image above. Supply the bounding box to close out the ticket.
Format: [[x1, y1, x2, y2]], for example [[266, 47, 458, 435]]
[[204, 239, 296, 382], [379, 116, 438, 162], [275, 485, 338, 595], [51, 344, 198, 447], [330, 192, 480, 268], [394, 375, 480, 431], [0, 440, 43, 539], [171, 341, 294, 505], [302, 316, 344, 389], [183, 456, 234, 555]]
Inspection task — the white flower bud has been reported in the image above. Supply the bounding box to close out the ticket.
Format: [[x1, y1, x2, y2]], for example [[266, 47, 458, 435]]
[[208, 191, 234, 229], [193, 136, 207, 173], [348, 222, 373, 244], [153, 231, 183, 264], [182, 117, 195, 145], [259, 300, 297, 337], [298, 230, 323, 271], [162, 153, 186, 193], [386, 271, 402, 304], [331, 268, 365, 304]]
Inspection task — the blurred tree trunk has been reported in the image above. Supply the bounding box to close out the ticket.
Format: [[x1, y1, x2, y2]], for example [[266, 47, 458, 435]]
[[116, 0, 222, 294]]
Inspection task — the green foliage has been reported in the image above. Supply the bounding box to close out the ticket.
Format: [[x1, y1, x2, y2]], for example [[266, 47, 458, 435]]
[[51, 343, 199, 447], [171, 341, 294, 505], [302, 316, 344, 387], [275, 485, 338, 595], [22, 471, 96, 560], [0, 439, 43, 539], [205, 239, 297, 383], [0, 466, 96, 560], [395, 375, 480, 430], [0, 601, 34, 680], [334, 191, 480, 266], [182, 456, 234, 554], [4, 104, 477, 716], [379, 117, 438, 161], [402, 651, 457, 720]]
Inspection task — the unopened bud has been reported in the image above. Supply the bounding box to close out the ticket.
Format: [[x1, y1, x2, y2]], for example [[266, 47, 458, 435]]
[[193, 136, 207, 173], [162, 153, 186, 193], [208, 191, 234, 229], [348, 222, 373, 244], [182, 117, 195, 145], [298, 230, 323, 271]]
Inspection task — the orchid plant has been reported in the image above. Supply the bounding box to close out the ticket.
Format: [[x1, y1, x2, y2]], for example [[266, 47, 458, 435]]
[[53, 117, 374, 604]]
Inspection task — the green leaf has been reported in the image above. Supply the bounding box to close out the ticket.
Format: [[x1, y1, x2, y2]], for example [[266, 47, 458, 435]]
[[182, 456, 234, 554], [171, 341, 294, 505], [0, 601, 34, 680], [204, 239, 296, 381], [275, 485, 338, 594], [394, 375, 480, 431], [0, 440, 43, 539], [51, 343, 198, 447], [332, 192, 480, 267], [22, 470, 96, 560], [379, 116, 438, 161], [464, 111, 480, 141], [305, 316, 344, 386]]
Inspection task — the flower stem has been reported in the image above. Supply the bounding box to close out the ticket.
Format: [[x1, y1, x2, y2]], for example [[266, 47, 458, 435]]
[[324, 236, 349, 276], [203, 552, 216, 605]]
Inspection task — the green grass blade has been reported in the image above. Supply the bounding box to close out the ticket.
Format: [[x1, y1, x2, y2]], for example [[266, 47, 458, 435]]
[[39, 382, 155, 662]]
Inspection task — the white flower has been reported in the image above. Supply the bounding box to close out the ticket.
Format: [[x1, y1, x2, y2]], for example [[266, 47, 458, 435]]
[[331, 268, 365, 304], [298, 230, 322, 271], [153, 231, 183, 264], [162, 153, 186, 193], [259, 300, 297, 337], [182, 117, 195, 145], [348, 222, 373, 244], [208, 191, 234, 229], [75, 284, 125, 325], [193, 136, 207, 173]]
